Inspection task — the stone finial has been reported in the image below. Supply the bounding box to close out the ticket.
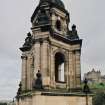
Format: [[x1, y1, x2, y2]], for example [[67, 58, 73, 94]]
[[23, 32, 33, 47], [71, 24, 78, 36], [17, 82, 22, 96], [67, 24, 79, 40], [72, 24, 76, 30], [20, 32, 33, 52], [33, 70, 43, 90]]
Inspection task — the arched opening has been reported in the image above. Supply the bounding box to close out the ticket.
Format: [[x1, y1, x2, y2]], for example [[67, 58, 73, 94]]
[[55, 52, 65, 82], [56, 20, 61, 31]]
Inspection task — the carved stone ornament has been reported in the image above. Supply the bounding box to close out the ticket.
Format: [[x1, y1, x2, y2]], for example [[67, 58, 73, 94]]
[[33, 70, 43, 90], [20, 32, 33, 52]]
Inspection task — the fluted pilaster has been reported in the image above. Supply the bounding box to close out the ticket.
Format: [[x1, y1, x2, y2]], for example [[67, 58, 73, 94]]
[[68, 51, 74, 89], [75, 50, 81, 87], [34, 41, 41, 78], [21, 55, 27, 91], [26, 56, 33, 90], [41, 40, 50, 88]]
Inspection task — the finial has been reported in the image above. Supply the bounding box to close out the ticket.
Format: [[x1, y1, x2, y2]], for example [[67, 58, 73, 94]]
[[36, 70, 42, 78], [33, 70, 43, 90], [72, 24, 76, 30], [27, 32, 31, 37], [17, 82, 22, 96]]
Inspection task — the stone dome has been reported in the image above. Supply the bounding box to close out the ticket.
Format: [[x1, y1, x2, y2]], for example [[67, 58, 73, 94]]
[[40, 0, 65, 8]]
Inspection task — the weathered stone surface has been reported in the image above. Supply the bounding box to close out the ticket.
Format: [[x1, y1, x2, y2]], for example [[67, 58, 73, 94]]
[[16, 0, 93, 104], [16, 92, 92, 105]]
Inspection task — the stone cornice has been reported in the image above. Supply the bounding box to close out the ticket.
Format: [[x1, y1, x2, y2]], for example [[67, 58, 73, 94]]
[[21, 56, 27, 60], [41, 92, 93, 97], [50, 32, 82, 46], [20, 46, 32, 52], [33, 37, 49, 44]]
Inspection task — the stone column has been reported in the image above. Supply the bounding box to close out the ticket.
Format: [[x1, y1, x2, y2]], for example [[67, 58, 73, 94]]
[[68, 51, 74, 89], [50, 51, 55, 88], [26, 56, 33, 90], [41, 40, 50, 88], [72, 50, 76, 88], [41, 40, 48, 77], [51, 12, 56, 30], [34, 41, 41, 79], [21, 55, 27, 91], [75, 50, 81, 87], [64, 53, 69, 89]]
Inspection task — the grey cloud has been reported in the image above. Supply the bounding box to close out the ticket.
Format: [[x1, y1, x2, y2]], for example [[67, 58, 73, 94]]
[[64, 0, 105, 77]]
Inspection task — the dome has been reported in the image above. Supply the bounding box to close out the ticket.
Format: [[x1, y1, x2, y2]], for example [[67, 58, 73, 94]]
[[52, 0, 65, 8], [40, 0, 65, 9]]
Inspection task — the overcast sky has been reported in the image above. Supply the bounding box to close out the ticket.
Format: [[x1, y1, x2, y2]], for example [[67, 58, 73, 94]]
[[0, 0, 105, 100]]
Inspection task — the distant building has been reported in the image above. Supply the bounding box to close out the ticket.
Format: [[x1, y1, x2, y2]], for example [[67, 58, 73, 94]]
[[101, 75, 105, 83], [84, 68, 105, 84]]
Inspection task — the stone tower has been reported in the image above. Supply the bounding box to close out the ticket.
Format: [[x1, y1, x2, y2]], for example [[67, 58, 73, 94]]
[[16, 1, 93, 105], [20, 0, 82, 92]]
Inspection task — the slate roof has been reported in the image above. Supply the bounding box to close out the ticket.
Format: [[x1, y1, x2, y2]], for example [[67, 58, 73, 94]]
[[40, 0, 65, 9]]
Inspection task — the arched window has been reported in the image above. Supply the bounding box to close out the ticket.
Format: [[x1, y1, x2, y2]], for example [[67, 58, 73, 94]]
[[55, 52, 65, 82], [56, 20, 61, 31]]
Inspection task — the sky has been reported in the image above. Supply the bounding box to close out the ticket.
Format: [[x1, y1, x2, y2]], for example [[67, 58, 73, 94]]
[[0, 0, 105, 100]]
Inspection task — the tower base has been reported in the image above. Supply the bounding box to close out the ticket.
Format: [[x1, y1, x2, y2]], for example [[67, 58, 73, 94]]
[[16, 91, 93, 105]]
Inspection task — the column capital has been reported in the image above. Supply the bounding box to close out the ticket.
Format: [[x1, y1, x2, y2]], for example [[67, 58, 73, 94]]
[[34, 37, 49, 44], [72, 49, 81, 54], [21, 55, 27, 60]]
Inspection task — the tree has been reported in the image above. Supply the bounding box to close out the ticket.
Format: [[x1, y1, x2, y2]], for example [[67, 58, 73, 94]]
[[0, 103, 7, 105], [93, 91, 105, 105]]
